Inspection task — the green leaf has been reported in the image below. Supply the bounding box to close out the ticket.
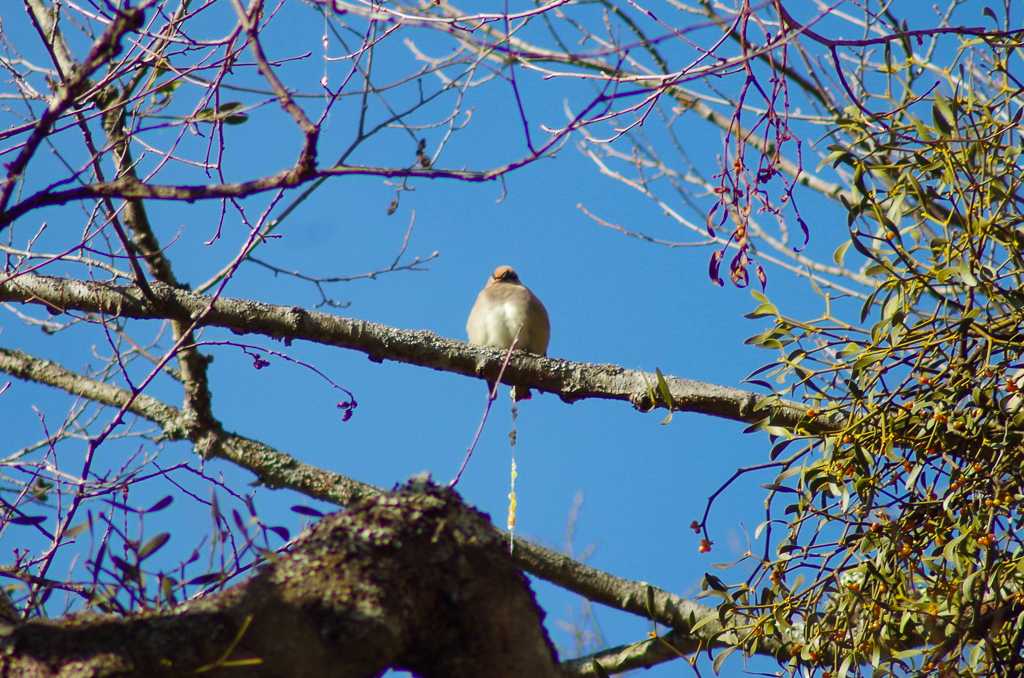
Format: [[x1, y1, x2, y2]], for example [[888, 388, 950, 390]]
[[712, 646, 737, 674], [65, 522, 89, 538], [160, 575, 177, 606], [138, 532, 170, 560], [194, 102, 247, 124], [840, 342, 863, 357], [655, 368, 674, 425], [823, 145, 853, 169], [832, 240, 852, 266], [769, 437, 799, 461], [962, 569, 982, 602], [904, 463, 923, 490], [154, 78, 182, 98], [897, 614, 918, 638], [907, 113, 933, 140], [942, 533, 967, 568], [745, 301, 779, 319], [933, 95, 956, 135], [881, 290, 901, 322], [689, 611, 720, 634], [885, 193, 906, 223], [957, 262, 978, 287], [969, 640, 986, 669], [860, 283, 885, 324]]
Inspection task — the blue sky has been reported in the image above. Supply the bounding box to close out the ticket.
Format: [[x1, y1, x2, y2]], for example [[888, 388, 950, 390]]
[[0, 1, 950, 674]]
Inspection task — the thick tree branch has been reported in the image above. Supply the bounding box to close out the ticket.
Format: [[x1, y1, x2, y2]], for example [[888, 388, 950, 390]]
[[0, 273, 826, 431], [1, 481, 562, 678]]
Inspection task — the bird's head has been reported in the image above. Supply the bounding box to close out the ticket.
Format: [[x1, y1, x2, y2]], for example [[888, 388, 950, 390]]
[[490, 265, 520, 284]]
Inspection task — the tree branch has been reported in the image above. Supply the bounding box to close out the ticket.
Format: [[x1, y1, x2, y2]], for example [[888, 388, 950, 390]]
[[0, 346, 375, 506], [1, 481, 562, 678], [0, 3, 148, 216], [0, 273, 826, 431]]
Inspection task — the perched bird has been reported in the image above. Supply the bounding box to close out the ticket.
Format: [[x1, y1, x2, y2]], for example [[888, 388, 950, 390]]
[[466, 265, 550, 399]]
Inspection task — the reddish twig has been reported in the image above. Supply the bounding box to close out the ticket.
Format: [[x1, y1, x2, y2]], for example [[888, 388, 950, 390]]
[[450, 331, 522, 488]]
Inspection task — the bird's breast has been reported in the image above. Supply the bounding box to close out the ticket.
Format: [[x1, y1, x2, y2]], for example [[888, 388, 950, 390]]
[[468, 300, 526, 348]]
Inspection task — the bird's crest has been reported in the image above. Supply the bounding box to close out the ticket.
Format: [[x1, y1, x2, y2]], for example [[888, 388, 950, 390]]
[[492, 265, 519, 283]]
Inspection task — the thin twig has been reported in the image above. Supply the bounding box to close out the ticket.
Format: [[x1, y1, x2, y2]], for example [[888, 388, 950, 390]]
[[450, 332, 522, 487]]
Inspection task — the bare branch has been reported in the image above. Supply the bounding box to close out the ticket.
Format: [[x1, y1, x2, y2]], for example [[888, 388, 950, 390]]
[[0, 273, 825, 431]]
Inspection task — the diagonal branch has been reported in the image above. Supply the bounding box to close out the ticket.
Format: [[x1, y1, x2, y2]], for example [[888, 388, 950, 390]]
[[0, 346, 374, 506]]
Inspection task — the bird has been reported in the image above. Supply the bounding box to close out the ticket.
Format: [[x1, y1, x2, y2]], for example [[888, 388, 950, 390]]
[[466, 265, 550, 400]]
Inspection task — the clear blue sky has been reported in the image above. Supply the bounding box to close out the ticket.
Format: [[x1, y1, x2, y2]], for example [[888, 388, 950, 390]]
[[1, 2, 962, 674]]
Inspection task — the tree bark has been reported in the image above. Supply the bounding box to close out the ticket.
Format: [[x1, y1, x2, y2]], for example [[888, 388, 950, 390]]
[[0, 273, 829, 432], [1, 479, 560, 678]]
